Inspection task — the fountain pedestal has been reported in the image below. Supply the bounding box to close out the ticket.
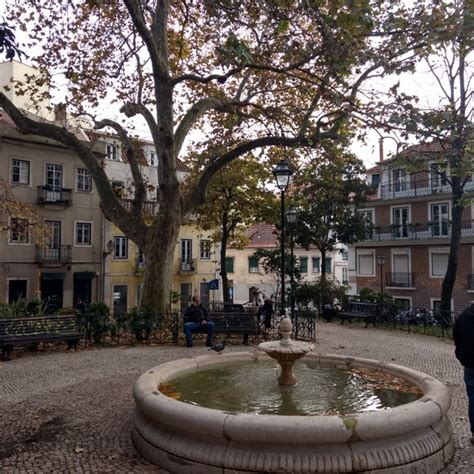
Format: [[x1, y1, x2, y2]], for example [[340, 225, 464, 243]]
[[258, 317, 314, 386]]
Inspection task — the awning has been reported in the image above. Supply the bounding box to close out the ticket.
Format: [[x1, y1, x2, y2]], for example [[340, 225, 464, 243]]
[[41, 272, 66, 281], [74, 271, 95, 280]]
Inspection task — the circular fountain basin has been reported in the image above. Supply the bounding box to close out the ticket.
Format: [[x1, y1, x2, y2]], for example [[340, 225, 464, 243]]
[[133, 351, 453, 473]]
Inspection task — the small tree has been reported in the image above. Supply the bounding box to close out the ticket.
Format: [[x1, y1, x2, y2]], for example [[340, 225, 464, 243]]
[[291, 145, 372, 304]]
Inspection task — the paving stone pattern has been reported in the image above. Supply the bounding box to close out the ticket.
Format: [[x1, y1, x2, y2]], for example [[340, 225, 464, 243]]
[[0, 323, 473, 473]]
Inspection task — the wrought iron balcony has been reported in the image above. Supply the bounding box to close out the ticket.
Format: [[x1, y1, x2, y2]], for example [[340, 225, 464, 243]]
[[378, 175, 474, 200], [37, 186, 72, 206], [362, 221, 474, 242], [468, 274, 474, 291], [179, 258, 196, 274], [35, 245, 72, 263], [386, 272, 415, 288], [121, 198, 159, 215]]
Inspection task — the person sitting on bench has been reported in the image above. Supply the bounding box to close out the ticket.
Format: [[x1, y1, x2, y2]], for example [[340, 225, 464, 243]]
[[183, 296, 215, 348]]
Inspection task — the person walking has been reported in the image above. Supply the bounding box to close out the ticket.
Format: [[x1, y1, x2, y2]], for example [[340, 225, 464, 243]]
[[183, 296, 215, 348], [453, 303, 474, 444]]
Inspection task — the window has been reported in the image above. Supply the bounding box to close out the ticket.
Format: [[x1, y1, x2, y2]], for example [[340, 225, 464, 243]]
[[324, 257, 332, 274], [341, 249, 348, 261], [312, 257, 320, 273], [357, 251, 374, 276], [360, 209, 374, 225], [12, 159, 30, 184], [371, 174, 380, 187], [342, 267, 348, 284], [299, 256, 308, 273], [392, 168, 407, 192], [200, 240, 211, 260], [9, 218, 29, 243], [114, 236, 128, 259], [430, 251, 449, 277], [431, 203, 449, 237], [225, 257, 234, 273], [394, 298, 411, 310], [46, 163, 63, 189], [248, 256, 259, 273], [148, 151, 158, 167], [106, 143, 120, 161], [76, 168, 92, 192], [431, 163, 448, 189], [392, 206, 409, 238], [76, 222, 92, 245]]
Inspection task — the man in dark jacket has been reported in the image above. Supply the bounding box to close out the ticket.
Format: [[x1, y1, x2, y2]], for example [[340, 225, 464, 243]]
[[183, 296, 215, 347], [453, 303, 474, 443]]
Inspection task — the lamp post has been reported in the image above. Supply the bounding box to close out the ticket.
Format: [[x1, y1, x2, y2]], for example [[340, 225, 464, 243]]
[[286, 207, 297, 319], [273, 159, 293, 316], [376, 254, 385, 298]]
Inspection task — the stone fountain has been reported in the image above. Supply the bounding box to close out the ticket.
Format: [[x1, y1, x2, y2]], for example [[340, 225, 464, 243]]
[[132, 318, 454, 473], [258, 317, 313, 385]]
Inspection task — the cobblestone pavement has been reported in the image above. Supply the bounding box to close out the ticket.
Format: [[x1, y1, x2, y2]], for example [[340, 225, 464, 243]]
[[0, 322, 473, 473]]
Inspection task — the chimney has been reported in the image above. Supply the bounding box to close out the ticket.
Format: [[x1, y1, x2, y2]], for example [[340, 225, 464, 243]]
[[379, 138, 384, 162], [54, 103, 67, 126]]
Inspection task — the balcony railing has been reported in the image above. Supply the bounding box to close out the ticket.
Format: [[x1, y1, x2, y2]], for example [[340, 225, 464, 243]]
[[378, 175, 474, 200], [35, 245, 72, 263], [386, 272, 415, 288], [37, 186, 72, 206], [179, 258, 196, 273], [121, 198, 159, 215], [363, 221, 474, 241], [468, 274, 474, 291], [135, 258, 145, 274]]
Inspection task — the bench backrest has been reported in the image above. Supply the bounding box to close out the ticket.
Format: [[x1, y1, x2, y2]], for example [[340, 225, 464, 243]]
[[345, 302, 378, 314], [0, 315, 80, 339], [183, 312, 256, 331]]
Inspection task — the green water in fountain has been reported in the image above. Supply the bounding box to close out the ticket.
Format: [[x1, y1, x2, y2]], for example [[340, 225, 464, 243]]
[[165, 360, 421, 416]]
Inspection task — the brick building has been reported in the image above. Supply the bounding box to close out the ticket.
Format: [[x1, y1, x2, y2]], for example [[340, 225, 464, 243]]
[[348, 142, 474, 314]]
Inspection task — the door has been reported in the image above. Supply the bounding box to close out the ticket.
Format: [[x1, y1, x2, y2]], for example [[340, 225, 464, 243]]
[[46, 163, 63, 201], [393, 169, 407, 192], [431, 203, 449, 237], [74, 274, 92, 305], [200, 282, 210, 309], [113, 285, 128, 315], [180, 283, 192, 312], [41, 278, 64, 312], [392, 207, 409, 238], [180, 239, 192, 271], [431, 164, 447, 189], [45, 220, 61, 259], [392, 254, 410, 287], [8, 280, 27, 302]]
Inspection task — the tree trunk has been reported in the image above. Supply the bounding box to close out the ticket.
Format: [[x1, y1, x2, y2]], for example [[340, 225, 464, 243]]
[[320, 248, 327, 308], [141, 192, 182, 314], [440, 179, 463, 327]]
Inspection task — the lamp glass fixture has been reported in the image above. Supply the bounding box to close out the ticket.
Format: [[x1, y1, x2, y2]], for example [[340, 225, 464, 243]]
[[376, 254, 386, 265], [106, 239, 114, 253], [286, 207, 297, 224], [272, 159, 293, 191]]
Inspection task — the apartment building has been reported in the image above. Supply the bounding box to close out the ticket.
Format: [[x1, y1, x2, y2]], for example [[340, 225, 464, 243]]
[[0, 111, 104, 308], [226, 223, 349, 305], [348, 142, 474, 313]]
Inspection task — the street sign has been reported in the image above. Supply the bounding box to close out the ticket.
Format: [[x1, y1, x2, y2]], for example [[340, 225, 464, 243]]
[[208, 279, 219, 290]]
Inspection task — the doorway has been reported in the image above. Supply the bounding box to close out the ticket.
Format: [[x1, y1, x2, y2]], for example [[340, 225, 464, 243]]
[[113, 285, 128, 315], [74, 273, 93, 305], [41, 275, 64, 312], [180, 283, 192, 311]]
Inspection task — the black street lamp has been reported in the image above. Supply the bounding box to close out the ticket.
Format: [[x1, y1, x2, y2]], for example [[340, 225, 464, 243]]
[[376, 254, 386, 297], [286, 207, 297, 319], [273, 159, 293, 316]]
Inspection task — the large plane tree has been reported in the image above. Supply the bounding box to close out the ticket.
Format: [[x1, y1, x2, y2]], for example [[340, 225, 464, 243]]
[[0, 0, 439, 312]]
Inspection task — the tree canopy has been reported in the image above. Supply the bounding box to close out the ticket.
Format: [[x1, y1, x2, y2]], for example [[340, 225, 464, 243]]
[[0, 0, 444, 311]]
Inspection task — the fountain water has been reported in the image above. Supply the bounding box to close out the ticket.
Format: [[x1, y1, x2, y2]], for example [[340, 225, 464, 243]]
[[133, 319, 453, 473]]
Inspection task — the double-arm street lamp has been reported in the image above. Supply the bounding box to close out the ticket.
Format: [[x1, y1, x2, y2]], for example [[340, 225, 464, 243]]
[[273, 159, 293, 316], [286, 207, 297, 318]]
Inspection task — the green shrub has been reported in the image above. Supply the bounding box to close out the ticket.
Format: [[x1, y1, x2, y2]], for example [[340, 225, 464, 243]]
[[294, 276, 349, 309], [81, 302, 110, 343], [129, 306, 162, 342]]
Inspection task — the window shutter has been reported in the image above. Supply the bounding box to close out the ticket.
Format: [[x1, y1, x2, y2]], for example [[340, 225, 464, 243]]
[[225, 257, 234, 273], [358, 254, 374, 275], [324, 257, 332, 273], [248, 256, 258, 273], [300, 257, 308, 273], [312, 257, 320, 272], [431, 253, 448, 276]]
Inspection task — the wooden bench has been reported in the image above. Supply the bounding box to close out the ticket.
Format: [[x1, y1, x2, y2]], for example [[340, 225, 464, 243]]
[[175, 311, 258, 345], [0, 314, 83, 360], [339, 302, 379, 328]]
